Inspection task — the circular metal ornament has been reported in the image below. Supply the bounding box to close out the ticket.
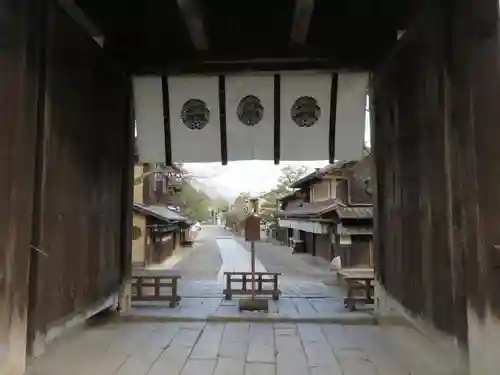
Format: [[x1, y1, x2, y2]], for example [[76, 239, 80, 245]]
[[237, 95, 264, 126], [132, 226, 142, 240], [291, 96, 321, 128], [181, 99, 210, 130]]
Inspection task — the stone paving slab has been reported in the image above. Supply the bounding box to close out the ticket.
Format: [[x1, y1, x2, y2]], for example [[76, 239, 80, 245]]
[[216, 238, 267, 282], [26, 321, 458, 375], [127, 296, 374, 324], [146, 279, 346, 299]]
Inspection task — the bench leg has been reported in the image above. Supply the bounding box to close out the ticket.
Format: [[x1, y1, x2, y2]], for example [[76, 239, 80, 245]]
[[344, 282, 356, 311], [272, 275, 279, 300], [170, 278, 179, 308], [225, 275, 232, 300], [154, 277, 161, 299], [136, 277, 143, 299], [344, 298, 356, 311], [365, 281, 374, 304]]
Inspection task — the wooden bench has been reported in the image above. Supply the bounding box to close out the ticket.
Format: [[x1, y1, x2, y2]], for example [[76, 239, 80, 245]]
[[338, 268, 375, 311], [131, 269, 181, 307], [223, 272, 281, 301]]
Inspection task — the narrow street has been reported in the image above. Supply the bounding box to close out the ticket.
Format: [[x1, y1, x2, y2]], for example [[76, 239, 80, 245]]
[[128, 226, 354, 320], [26, 226, 456, 375], [173, 225, 336, 289]]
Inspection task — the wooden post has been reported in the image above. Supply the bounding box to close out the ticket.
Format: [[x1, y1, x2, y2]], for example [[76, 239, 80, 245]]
[[273, 274, 279, 300], [170, 278, 178, 308], [225, 274, 232, 300], [250, 241, 256, 299], [26, 0, 50, 359], [245, 198, 261, 301], [154, 277, 161, 298], [136, 277, 143, 299], [369, 240, 374, 268], [118, 78, 135, 313], [258, 274, 263, 292]]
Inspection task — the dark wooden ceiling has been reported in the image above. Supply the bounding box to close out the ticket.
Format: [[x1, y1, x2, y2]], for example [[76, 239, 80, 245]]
[[74, 0, 418, 74]]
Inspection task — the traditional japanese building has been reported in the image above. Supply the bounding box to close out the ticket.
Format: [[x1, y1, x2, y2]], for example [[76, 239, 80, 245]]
[[2, 1, 500, 374], [277, 159, 373, 265]]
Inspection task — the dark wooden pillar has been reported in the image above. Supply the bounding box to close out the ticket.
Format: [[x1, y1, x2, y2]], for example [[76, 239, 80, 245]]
[[371, 3, 467, 350], [448, 0, 500, 372], [0, 0, 43, 373], [26, 0, 50, 358], [118, 81, 134, 312], [450, 0, 500, 322]]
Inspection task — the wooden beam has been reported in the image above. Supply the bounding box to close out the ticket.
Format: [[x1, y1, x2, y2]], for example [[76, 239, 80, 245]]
[[58, 0, 103, 45], [176, 0, 209, 51], [290, 0, 315, 45], [126, 56, 369, 75]]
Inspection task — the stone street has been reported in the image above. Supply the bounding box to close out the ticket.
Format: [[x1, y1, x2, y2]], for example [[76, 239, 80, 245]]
[[26, 321, 453, 375], [126, 225, 364, 321], [26, 226, 457, 375]]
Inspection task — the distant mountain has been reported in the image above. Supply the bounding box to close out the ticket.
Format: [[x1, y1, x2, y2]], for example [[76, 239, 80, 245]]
[[188, 178, 232, 202]]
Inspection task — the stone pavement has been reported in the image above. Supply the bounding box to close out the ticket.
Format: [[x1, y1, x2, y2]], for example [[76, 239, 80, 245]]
[[176, 279, 342, 298], [131, 226, 365, 322], [233, 236, 333, 282], [27, 228, 454, 375], [171, 232, 222, 281], [26, 320, 456, 375], [215, 238, 266, 282], [129, 275, 368, 322], [127, 296, 373, 323]]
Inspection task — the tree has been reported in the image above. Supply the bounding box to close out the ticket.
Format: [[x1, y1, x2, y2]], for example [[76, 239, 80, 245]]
[[259, 165, 309, 222], [170, 181, 212, 221], [275, 165, 310, 196], [223, 165, 310, 229], [223, 192, 250, 231], [211, 198, 230, 214]]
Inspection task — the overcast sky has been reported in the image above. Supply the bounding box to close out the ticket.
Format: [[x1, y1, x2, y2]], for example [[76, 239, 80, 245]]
[[184, 160, 328, 199]]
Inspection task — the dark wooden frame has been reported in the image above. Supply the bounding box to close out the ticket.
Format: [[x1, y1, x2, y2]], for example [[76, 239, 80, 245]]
[[223, 271, 281, 301], [340, 272, 375, 311], [131, 269, 181, 307]]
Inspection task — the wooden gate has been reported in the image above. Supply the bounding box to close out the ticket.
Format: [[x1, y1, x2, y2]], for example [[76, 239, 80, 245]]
[[371, 6, 468, 345], [1, 1, 132, 371], [0, 0, 42, 373], [26, 2, 131, 356]]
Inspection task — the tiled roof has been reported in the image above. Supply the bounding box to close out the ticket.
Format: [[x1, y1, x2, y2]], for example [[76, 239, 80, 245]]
[[336, 206, 373, 220], [276, 199, 339, 217], [290, 160, 356, 189], [133, 202, 188, 222], [276, 199, 373, 220], [277, 191, 299, 202]]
